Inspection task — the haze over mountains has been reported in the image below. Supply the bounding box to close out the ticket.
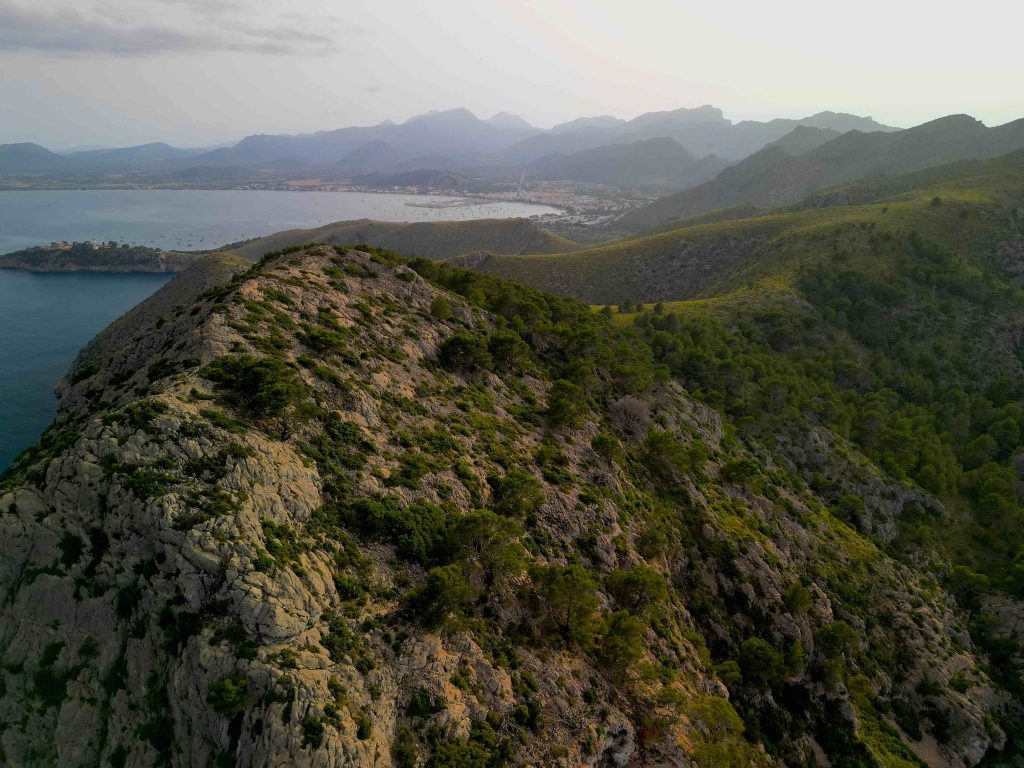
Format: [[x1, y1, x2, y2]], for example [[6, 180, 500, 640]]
[[0, 105, 899, 190], [621, 114, 1024, 228], [525, 137, 730, 190]]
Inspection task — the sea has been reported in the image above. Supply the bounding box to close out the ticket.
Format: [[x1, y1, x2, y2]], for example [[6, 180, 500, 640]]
[[0, 189, 559, 470]]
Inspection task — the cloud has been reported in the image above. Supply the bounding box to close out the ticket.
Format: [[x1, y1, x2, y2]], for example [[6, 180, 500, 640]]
[[0, 0, 356, 56]]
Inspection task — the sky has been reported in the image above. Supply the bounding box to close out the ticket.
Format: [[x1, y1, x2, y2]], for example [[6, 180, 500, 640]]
[[1, 0, 1022, 150]]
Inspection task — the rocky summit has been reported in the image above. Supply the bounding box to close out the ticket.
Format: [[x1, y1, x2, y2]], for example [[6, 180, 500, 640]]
[[0, 244, 1013, 767]]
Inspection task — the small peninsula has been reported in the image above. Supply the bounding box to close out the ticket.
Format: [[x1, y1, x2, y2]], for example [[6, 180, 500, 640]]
[[0, 240, 197, 273]]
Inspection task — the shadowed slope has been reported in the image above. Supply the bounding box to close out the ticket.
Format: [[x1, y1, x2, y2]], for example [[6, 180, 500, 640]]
[[225, 217, 579, 262]]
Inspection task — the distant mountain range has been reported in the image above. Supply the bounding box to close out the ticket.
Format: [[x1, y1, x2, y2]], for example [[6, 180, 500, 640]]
[[7, 107, 1023, 208], [500, 106, 895, 164], [0, 105, 901, 192], [620, 114, 1024, 229], [524, 137, 730, 190], [0, 141, 204, 176]]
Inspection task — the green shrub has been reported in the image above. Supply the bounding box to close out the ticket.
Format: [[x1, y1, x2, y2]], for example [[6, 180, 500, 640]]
[[407, 686, 444, 718], [816, 620, 859, 658], [532, 564, 599, 643], [354, 709, 372, 739], [201, 355, 308, 418], [390, 451, 437, 488], [120, 400, 169, 432], [322, 615, 358, 662], [445, 510, 527, 588], [30, 641, 76, 708], [546, 379, 587, 428], [591, 431, 624, 463], [58, 532, 84, 568], [714, 659, 743, 688], [120, 466, 178, 499], [207, 675, 249, 717], [490, 468, 544, 518], [606, 565, 668, 616], [686, 696, 751, 768], [438, 333, 492, 373], [393, 726, 420, 768], [410, 564, 476, 627], [720, 458, 760, 482], [261, 519, 305, 568], [430, 296, 452, 320], [299, 324, 349, 354], [426, 739, 490, 768], [344, 497, 448, 566], [598, 610, 645, 675], [783, 582, 812, 613], [642, 430, 707, 483], [487, 331, 530, 372], [739, 636, 786, 685], [303, 414, 374, 474], [301, 714, 325, 748]]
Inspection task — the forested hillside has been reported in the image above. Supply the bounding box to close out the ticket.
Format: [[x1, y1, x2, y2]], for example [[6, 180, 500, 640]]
[[1, 241, 1019, 766]]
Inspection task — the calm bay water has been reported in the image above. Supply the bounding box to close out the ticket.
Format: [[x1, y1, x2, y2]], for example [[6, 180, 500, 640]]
[[0, 189, 560, 254], [0, 270, 174, 470], [0, 189, 559, 469]]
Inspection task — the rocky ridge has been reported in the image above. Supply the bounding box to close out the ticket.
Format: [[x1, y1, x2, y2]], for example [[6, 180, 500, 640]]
[[0, 245, 1011, 767]]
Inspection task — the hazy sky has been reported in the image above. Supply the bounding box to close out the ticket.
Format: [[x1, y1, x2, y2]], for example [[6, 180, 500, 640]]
[[2, 0, 1022, 150]]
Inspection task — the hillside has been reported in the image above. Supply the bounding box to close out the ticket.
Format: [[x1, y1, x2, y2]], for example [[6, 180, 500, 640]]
[[350, 169, 469, 190], [0, 241, 198, 273], [456, 150, 1024, 302], [470, 153, 1024, 760], [766, 125, 841, 155], [620, 115, 1024, 229], [225, 217, 579, 262], [525, 137, 729, 190], [0, 142, 68, 174], [0, 243, 1015, 767], [450, 211, 795, 304], [63, 143, 207, 172]]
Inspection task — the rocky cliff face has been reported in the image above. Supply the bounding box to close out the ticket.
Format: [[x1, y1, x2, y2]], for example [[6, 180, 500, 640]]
[[0, 246, 1010, 767]]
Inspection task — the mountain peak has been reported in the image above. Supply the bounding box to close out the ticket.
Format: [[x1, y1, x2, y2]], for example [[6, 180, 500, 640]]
[[404, 107, 480, 126], [550, 115, 625, 134], [916, 113, 985, 130], [797, 111, 900, 133], [0, 141, 57, 154], [629, 104, 730, 128], [486, 112, 535, 131]]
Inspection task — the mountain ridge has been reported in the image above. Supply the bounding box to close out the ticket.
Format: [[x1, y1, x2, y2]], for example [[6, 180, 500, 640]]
[[524, 137, 730, 189], [620, 115, 1024, 229], [0, 242, 1012, 766], [0, 105, 901, 184]]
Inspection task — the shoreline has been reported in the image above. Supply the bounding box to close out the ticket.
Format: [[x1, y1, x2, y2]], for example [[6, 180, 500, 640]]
[[0, 183, 572, 213], [0, 189, 572, 259]]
